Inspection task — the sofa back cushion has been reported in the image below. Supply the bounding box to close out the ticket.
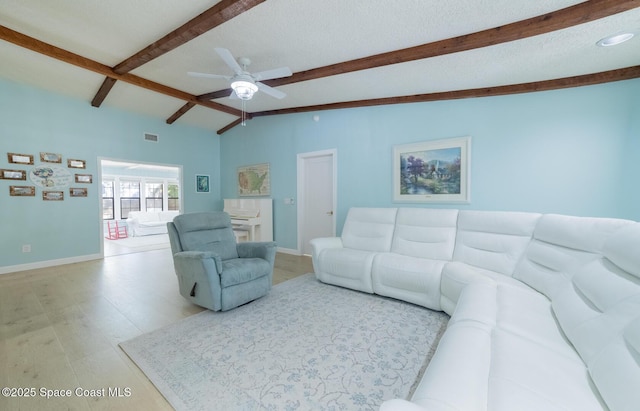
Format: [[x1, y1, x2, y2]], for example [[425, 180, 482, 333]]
[[159, 210, 180, 222], [514, 214, 633, 299], [551, 223, 640, 411], [341, 208, 398, 252], [172, 212, 239, 260], [452, 210, 541, 276], [391, 208, 458, 260], [128, 211, 159, 222]]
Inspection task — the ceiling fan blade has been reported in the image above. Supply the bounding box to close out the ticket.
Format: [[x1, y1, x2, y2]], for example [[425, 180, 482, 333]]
[[214, 47, 243, 74], [257, 82, 286, 99], [253, 66, 293, 81], [188, 71, 230, 80]]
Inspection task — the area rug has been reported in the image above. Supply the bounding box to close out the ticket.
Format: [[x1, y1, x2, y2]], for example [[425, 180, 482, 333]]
[[120, 274, 449, 411]]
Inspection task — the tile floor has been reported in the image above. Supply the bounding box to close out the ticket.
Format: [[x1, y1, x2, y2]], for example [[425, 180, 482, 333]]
[[0, 249, 311, 410]]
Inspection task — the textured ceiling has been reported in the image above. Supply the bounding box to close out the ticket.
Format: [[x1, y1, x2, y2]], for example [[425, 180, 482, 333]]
[[1, 0, 639, 133]]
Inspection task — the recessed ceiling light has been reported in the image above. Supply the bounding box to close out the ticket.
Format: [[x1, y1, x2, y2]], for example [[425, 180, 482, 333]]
[[596, 32, 635, 47]]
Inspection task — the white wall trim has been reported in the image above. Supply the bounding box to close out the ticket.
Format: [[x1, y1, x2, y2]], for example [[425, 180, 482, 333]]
[[277, 247, 302, 256], [0, 253, 103, 275]]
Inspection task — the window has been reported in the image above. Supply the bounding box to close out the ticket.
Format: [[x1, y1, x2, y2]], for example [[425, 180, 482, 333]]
[[145, 182, 163, 212], [102, 180, 114, 220], [168, 183, 180, 211], [120, 181, 140, 219]]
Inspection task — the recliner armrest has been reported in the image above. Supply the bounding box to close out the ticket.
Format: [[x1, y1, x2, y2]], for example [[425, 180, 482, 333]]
[[174, 250, 223, 274], [237, 241, 277, 263]]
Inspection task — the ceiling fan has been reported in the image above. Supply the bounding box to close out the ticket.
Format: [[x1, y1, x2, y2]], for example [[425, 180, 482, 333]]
[[188, 47, 292, 101]]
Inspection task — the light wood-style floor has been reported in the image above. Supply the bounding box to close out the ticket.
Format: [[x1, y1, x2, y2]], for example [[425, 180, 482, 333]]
[[0, 250, 312, 410]]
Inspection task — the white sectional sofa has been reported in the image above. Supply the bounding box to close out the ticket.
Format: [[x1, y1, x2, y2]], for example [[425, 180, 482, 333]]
[[310, 207, 640, 411], [127, 210, 179, 236]]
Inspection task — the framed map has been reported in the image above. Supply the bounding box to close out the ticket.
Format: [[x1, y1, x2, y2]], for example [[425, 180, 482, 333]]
[[238, 163, 270, 196]]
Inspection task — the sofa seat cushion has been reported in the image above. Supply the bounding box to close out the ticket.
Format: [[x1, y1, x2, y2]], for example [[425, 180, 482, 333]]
[[410, 281, 605, 411], [314, 248, 376, 293], [372, 253, 446, 310], [220, 257, 271, 288]]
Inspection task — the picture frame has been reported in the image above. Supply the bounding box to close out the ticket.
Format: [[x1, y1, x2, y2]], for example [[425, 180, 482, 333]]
[[393, 136, 471, 203], [69, 187, 88, 197], [9, 186, 35, 196], [237, 163, 271, 196], [196, 174, 210, 193], [40, 152, 62, 163], [75, 174, 93, 183], [8, 153, 34, 165], [43, 190, 64, 201], [67, 159, 86, 169], [0, 169, 27, 180]]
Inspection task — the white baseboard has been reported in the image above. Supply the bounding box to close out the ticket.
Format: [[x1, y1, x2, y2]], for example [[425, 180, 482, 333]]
[[0, 253, 103, 275], [277, 247, 302, 256]]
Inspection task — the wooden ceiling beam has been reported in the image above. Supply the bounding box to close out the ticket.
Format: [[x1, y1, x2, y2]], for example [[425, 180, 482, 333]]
[[91, 77, 117, 107], [194, 0, 640, 129], [0, 25, 242, 117], [114, 0, 265, 74], [260, 0, 640, 89], [91, 0, 264, 108], [247, 66, 640, 119]]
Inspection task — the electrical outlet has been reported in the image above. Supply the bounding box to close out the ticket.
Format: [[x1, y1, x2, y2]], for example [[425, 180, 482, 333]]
[[22, 244, 31, 253]]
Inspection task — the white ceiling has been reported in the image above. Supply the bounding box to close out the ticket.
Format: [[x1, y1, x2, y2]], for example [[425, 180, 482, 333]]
[[1, 1, 639, 132]]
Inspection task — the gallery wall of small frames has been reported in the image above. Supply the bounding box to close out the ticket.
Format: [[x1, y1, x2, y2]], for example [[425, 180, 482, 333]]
[[1, 152, 92, 201]]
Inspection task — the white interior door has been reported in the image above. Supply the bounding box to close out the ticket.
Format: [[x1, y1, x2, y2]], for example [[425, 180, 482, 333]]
[[298, 150, 336, 255]]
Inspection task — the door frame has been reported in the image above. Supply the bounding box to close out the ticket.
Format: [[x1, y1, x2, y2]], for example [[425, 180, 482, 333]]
[[296, 149, 337, 255]]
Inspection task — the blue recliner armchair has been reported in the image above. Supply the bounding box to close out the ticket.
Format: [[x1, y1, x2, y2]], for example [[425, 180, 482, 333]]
[[167, 212, 277, 311]]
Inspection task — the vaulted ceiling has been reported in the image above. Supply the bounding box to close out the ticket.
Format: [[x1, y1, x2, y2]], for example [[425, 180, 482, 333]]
[[1, 1, 639, 134]]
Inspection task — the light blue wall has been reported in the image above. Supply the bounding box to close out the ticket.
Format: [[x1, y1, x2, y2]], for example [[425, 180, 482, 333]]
[[221, 79, 640, 250], [0, 79, 220, 269], [3, 77, 637, 267]]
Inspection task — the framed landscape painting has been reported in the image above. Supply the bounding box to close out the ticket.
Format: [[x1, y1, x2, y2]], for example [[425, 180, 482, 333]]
[[393, 136, 471, 203]]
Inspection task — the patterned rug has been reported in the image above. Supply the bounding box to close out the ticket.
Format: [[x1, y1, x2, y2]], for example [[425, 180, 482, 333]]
[[120, 274, 449, 411]]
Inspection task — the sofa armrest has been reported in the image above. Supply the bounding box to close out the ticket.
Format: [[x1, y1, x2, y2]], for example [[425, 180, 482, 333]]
[[310, 237, 344, 274], [237, 241, 277, 264], [174, 250, 223, 274]]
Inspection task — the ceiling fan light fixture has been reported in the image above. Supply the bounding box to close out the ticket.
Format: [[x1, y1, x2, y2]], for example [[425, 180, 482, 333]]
[[231, 80, 258, 100], [596, 32, 634, 47]]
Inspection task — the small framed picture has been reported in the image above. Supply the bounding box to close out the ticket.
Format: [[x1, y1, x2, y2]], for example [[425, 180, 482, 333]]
[[43, 191, 64, 201], [0, 169, 27, 180], [8, 153, 34, 165], [69, 187, 88, 197], [75, 174, 93, 183], [67, 159, 86, 169], [40, 152, 63, 163], [10, 186, 35, 196], [196, 175, 210, 193]]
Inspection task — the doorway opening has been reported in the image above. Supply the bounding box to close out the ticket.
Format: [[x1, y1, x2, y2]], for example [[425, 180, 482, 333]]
[[297, 149, 337, 255], [99, 158, 183, 257]]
